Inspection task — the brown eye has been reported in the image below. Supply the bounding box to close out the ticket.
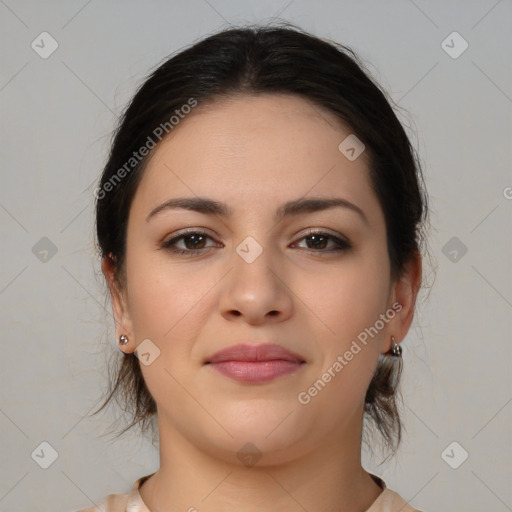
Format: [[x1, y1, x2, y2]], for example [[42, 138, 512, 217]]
[[162, 231, 219, 256], [292, 231, 351, 253]]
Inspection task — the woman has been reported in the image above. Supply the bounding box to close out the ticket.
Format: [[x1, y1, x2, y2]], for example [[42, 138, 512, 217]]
[[80, 23, 427, 512]]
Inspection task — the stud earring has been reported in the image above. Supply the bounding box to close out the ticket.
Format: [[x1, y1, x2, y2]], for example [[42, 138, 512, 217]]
[[389, 336, 402, 357], [118, 334, 129, 346]]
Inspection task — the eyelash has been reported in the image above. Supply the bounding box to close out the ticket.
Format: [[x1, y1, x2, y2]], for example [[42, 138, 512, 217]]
[[161, 229, 352, 256]]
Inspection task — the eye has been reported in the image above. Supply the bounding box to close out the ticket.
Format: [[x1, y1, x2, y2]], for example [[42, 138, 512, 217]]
[[161, 230, 219, 256], [161, 229, 352, 257], [292, 229, 352, 253]]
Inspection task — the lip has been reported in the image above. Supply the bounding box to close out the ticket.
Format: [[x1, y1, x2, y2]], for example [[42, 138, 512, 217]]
[[205, 343, 306, 383]]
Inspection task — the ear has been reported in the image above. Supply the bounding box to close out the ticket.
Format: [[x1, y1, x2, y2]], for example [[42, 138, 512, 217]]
[[383, 250, 422, 353], [101, 254, 135, 353]]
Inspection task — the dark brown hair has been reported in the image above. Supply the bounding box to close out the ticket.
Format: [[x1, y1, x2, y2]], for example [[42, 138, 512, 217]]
[[92, 22, 429, 461]]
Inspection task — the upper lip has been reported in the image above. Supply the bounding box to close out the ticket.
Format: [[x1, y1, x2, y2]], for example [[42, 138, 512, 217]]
[[206, 343, 305, 364]]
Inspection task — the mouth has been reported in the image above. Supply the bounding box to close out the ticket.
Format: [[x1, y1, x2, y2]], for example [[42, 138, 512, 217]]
[[205, 343, 306, 384]]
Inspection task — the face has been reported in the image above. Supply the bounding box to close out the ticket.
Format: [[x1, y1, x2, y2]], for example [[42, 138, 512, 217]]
[[106, 93, 416, 465]]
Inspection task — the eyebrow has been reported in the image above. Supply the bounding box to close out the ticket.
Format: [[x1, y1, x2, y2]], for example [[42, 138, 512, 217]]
[[146, 196, 369, 225]]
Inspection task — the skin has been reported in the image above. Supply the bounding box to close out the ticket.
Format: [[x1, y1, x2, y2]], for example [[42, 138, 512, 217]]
[[102, 93, 421, 512]]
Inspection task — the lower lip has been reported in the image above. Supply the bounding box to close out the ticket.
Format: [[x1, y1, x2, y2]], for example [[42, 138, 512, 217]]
[[208, 360, 304, 383]]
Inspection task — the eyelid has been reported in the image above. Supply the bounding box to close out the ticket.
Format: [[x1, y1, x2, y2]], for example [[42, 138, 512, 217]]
[[162, 227, 349, 244], [296, 227, 349, 240], [162, 226, 216, 241]]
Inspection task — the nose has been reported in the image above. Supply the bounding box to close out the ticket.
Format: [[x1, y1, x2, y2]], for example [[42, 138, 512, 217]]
[[218, 238, 294, 326]]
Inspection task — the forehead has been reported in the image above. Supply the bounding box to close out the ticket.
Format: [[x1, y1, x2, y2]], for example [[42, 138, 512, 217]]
[[130, 93, 381, 225]]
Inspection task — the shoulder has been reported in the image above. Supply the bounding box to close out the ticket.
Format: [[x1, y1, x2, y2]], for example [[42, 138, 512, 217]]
[[73, 492, 129, 512], [72, 473, 154, 512], [368, 487, 423, 512]]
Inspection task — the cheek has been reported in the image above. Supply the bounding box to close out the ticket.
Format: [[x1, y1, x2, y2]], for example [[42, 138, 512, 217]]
[[306, 251, 390, 342], [125, 248, 217, 343], [300, 248, 390, 405], [297, 261, 388, 417], [125, 263, 171, 335]]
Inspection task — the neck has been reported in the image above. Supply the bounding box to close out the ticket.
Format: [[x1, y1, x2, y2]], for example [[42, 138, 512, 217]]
[[139, 410, 383, 512]]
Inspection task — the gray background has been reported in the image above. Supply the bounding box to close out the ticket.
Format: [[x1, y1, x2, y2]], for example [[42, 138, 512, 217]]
[[1, 1, 511, 511]]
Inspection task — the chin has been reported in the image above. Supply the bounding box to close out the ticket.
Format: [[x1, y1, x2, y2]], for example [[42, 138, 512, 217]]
[[199, 400, 313, 463]]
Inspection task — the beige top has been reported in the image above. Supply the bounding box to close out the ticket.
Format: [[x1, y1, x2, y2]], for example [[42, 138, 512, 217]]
[[75, 473, 422, 512]]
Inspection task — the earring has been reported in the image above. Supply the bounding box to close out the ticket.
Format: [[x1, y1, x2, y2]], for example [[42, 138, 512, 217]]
[[118, 334, 129, 346], [389, 336, 402, 357]]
